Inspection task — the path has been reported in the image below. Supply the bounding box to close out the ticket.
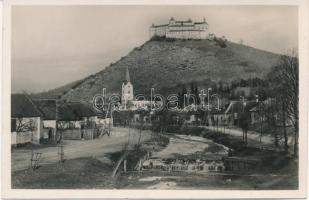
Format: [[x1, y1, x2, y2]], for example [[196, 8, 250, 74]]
[[11, 127, 151, 172], [201, 126, 294, 150]]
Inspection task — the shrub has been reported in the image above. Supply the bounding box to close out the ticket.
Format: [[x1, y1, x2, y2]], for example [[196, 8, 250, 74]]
[[166, 125, 181, 133], [214, 36, 227, 48], [150, 35, 176, 42]]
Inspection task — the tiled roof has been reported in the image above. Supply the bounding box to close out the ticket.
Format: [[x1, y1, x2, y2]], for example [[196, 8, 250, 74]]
[[11, 94, 43, 118], [34, 99, 57, 120], [67, 102, 103, 118], [194, 22, 208, 25], [152, 24, 168, 28], [169, 24, 195, 27], [225, 100, 259, 114], [57, 103, 81, 121], [168, 29, 204, 32]]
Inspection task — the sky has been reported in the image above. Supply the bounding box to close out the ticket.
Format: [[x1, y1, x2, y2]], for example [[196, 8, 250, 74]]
[[11, 5, 298, 93]]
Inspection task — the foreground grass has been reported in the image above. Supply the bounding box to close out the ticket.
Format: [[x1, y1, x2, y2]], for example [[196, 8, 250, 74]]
[[12, 156, 298, 190], [12, 157, 116, 189]]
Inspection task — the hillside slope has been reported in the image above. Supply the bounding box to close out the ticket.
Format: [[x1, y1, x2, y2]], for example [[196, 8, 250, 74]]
[[34, 39, 281, 102]]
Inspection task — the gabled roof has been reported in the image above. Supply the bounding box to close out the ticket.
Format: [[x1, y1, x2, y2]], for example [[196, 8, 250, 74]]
[[194, 22, 208, 25], [67, 102, 102, 118], [34, 99, 57, 120], [225, 100, 259, 114], [151, 24, 168, 28], [57, 103, 81, 121], [245, 101, 259, 112], [11, 94, 43, 118], [125, 66, 130, 83]]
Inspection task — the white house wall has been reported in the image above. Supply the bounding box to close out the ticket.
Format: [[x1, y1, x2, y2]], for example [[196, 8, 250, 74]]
[[43, 120, 56, 128], [12, 117, 42, 145]]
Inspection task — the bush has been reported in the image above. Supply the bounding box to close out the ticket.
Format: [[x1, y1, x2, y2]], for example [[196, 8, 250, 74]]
[[150, 35, 176, 42], [166, 125, 181, 133], [214, 37, 227, 48]]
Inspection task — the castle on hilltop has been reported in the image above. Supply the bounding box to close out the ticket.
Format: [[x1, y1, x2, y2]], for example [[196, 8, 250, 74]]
[[150, 17, 213, 40]]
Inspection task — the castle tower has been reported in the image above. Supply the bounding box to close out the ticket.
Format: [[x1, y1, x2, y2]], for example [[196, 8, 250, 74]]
[[121, 66, 134, 107]]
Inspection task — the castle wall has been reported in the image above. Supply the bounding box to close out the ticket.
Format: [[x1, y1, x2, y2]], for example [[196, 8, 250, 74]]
[[166, 30, 207, 39], [150, 26, 167, 37], [150, 19, 208, 40]]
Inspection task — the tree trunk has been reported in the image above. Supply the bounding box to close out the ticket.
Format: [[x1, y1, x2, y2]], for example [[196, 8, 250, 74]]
[[270, 101, 279, 147], [259, 108, 263, 143], [294, 119, 298, 157], [282, 102, 289, 153], [245, 130, 248, 145]]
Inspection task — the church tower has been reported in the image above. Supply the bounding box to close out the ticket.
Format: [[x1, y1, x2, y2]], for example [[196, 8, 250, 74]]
[[121, 66, 134, 107]]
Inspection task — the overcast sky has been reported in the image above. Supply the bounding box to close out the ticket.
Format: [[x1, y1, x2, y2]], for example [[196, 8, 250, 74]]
[[12, 5, 298, 93]]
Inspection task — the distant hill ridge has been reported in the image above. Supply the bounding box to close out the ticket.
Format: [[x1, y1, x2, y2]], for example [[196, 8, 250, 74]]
[[32, 38, 281, 102]]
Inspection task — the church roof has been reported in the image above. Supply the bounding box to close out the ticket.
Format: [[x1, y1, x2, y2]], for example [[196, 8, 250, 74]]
[[125, 66, 130, 83]]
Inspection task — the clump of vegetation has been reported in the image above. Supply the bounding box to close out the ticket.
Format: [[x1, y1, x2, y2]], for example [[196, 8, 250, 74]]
[[214, 36, 227, 48], [150, 35, 176, 42]]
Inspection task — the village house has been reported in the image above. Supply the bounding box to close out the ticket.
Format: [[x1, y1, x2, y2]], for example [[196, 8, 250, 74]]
[[11, 94, 43, 145], [131, 111, 152, 126], [232, 87, 252, 98], [249, 98, 294, 127], [34, 99, 57, 142], [207, 110, 228, 127], [57, 101, 111, 140], [224, 100, 259, 126], [56, 103, 83, 140]]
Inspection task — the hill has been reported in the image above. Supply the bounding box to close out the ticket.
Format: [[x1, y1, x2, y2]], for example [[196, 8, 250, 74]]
[[33, 38, 281, 102]]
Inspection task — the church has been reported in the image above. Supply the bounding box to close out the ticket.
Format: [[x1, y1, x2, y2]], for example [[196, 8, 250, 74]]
[[121, 66, 153, 110], [121, 66, 134, 105]]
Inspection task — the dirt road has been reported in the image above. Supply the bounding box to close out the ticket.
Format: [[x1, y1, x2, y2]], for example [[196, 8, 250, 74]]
[[11, 127, 151, 172], [203, 126, 292, 147], [203, 126, 273, 145]]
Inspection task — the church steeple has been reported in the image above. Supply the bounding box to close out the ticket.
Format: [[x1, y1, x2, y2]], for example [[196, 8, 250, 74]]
[[122, 66, 134, 107], [126, 66, 130, 83]]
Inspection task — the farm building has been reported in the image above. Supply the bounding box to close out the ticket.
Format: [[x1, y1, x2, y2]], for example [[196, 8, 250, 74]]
[[34, 99, 57, 142], [57, 102, 110, 140], [224, 100, 259, 126], [11, 94, 113, 144], [11, 94, 43, 145]]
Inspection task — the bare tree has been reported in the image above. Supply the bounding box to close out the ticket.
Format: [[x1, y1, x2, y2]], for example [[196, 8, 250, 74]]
[[15, 118, 36, 132], [239, 112, 250, 145], [269, 51, 298, 156]]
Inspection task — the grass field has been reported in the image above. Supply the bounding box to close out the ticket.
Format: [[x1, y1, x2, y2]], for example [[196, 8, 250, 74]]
[[12, 156, 298, 189]]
